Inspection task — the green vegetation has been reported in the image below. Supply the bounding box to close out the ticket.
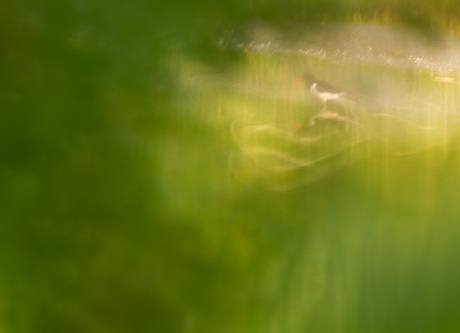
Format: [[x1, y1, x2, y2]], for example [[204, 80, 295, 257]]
[[2, 0, 460, 332]]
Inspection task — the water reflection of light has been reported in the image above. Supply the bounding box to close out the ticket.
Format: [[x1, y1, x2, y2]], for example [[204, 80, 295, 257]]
[[220, 22, 460, 73], [175, 29, 460, 191]]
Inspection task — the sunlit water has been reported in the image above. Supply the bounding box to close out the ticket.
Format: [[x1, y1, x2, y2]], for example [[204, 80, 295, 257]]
[[220, 21, 460, 73], [175, 22, 460, 192]]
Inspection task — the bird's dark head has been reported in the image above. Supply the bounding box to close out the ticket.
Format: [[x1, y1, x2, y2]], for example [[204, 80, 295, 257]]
[[302, 72, 317, 85]]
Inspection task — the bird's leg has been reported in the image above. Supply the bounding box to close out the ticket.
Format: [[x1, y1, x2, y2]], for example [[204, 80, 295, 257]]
[[309, 100, 327, 127]]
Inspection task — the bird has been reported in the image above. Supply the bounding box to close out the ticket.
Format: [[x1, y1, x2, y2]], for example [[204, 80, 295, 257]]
[[296, 72, 347, 108], [293, 72, 350, 127]]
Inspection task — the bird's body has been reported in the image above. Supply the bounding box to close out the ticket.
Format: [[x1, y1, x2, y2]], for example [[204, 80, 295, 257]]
[[309, 83, 345, 106], [301, 73, 347, 107]]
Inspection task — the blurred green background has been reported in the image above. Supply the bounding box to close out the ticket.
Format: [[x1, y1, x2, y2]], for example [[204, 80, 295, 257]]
[[2, 0, 460, 332]]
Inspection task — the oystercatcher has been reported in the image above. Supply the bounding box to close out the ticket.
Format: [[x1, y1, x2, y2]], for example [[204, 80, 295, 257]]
[[292, 72, 351, 127], [296, 72, 346, 108]]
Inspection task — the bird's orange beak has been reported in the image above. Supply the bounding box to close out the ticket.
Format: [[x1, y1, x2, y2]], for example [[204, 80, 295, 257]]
[[292, 77, 304, 86]]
